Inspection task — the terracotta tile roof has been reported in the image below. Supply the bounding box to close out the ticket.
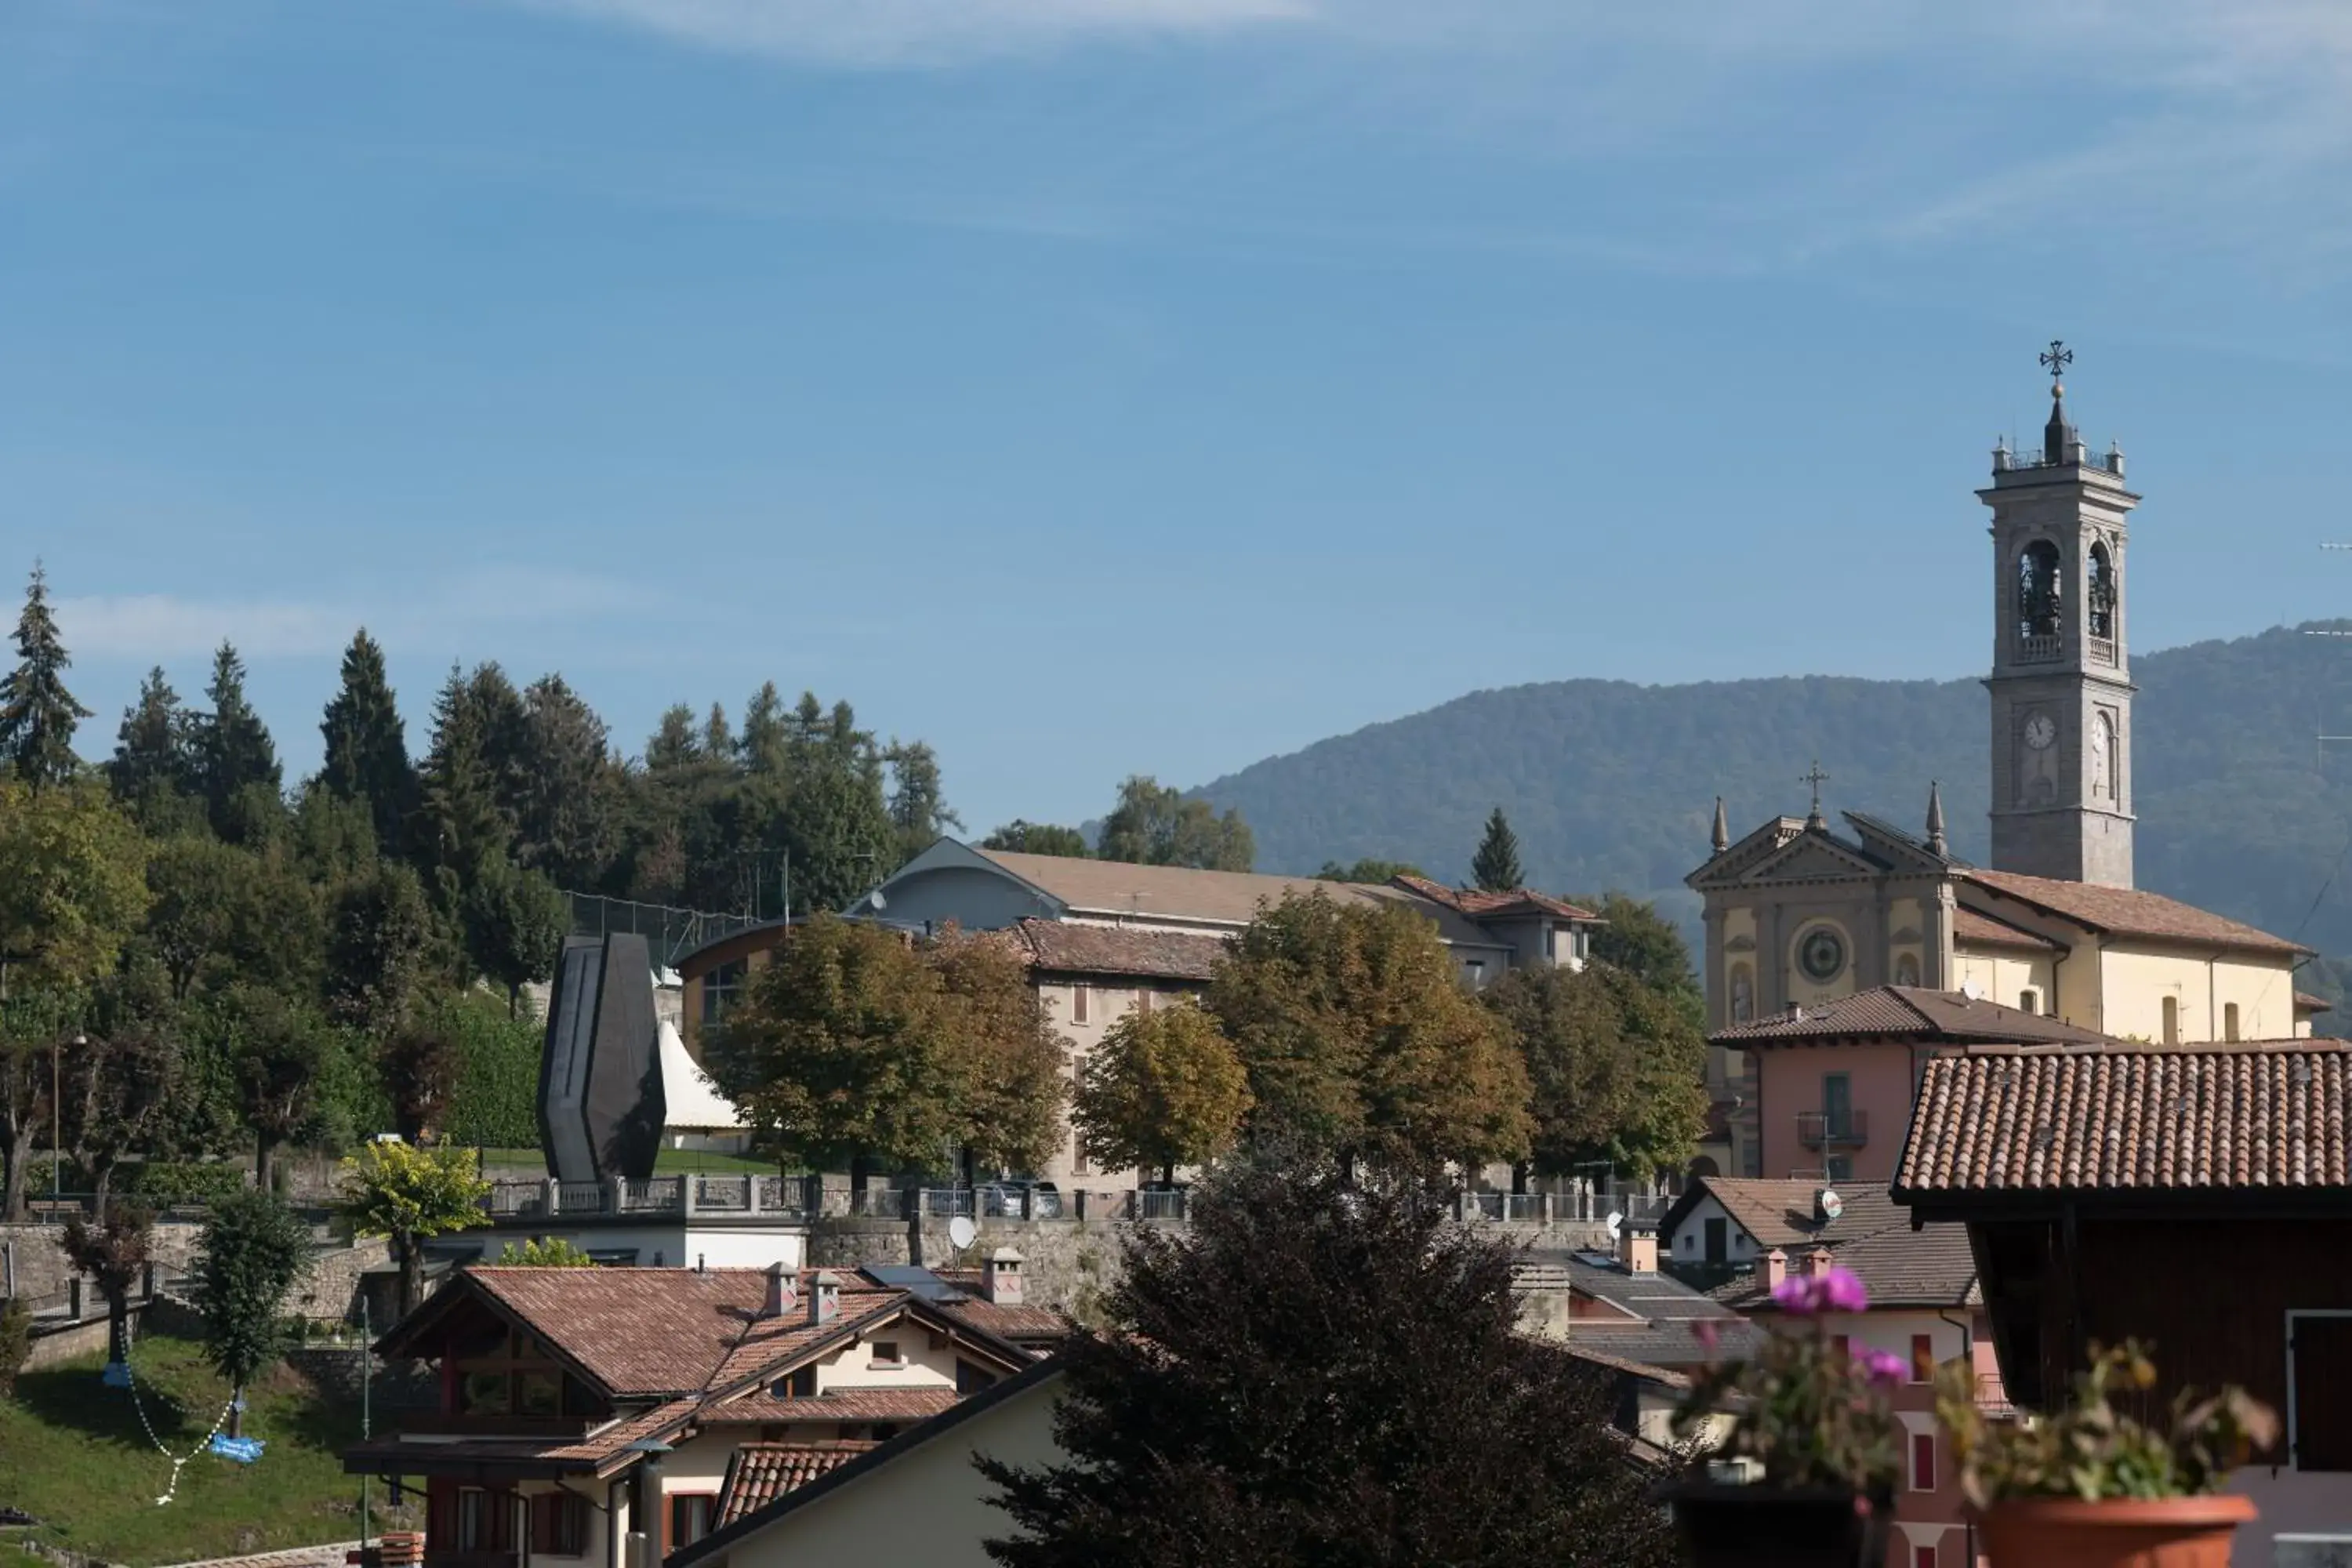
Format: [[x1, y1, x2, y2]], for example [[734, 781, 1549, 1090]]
[[2297, 992, 2334, 1014], [717, 1443, 878, 1525], [976, 849, 1502, 947], [1517, 1254, 1759, 1368], [1557, 1343, 1693, 1389], [343, 1398, 701, 1479], [940, 1298, 1070, 1345], [1709, 1223, 1980, 1312], [1711, 986, 2109, 1048], [1953, 906, 2064, 953], [1893, 1044, 2352, 1196], [1964, 869, 2308, 957], [459, 1267, 903, 1397], [1667, 1178, 1904, 1250], [1000, 918, 1227, 982], [706, 1386, 963, 1425], [1391, 875, 1602, 923]]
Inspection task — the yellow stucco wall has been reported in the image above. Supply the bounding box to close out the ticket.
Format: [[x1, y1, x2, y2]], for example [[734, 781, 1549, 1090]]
[[1951, 947, 2057, 1014], [705, 1377, 1065, 1568], [2096, 947, 2299, 1044]]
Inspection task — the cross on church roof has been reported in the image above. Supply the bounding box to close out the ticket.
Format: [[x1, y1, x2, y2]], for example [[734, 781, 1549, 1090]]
[[1800, 760, 1828, 829], [2039, 339, 2072, 397]]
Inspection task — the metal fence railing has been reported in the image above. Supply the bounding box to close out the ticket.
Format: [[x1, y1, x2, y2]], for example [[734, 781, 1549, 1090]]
[[562, 891, 764, 969]]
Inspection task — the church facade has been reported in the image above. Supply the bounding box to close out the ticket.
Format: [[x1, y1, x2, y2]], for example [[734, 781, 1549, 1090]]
[[1686, 365, 2319, 1180]]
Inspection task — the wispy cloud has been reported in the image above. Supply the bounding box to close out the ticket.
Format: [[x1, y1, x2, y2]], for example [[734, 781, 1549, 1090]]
[[499, 0, 1310, 67], [56, 572, 647, 662]]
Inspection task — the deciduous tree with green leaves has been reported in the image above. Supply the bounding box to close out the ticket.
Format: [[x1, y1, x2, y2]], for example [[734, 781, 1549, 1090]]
[[0, 775, 151, 1001], [1482, 960, 1708, 1185], [496, 1236, 595, 1266], [0, 562, 92, 790], [62, 1201, 151, 1374], [192, 1189, 312, 1436], [1206, 895, 1531, 1174], [225, 983, 332, 1192], [930, 931, 1065, 1181], [1073, 1001, 1252, 1185], [325, 858, 437, 1033], [336, 1140, 491, 1317], [1472, 806, 1523, 892], [1312, 857, 1425, 884], [1098, 775, 1253, 872]]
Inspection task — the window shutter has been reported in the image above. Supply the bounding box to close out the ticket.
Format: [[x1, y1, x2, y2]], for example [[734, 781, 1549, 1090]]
[[1911, 1432, 1936, 1492], [2295, 1317, 2352, 1471]]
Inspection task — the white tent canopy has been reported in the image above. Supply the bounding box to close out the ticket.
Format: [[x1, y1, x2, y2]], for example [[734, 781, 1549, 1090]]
[[658, 1018, 745, 1132]]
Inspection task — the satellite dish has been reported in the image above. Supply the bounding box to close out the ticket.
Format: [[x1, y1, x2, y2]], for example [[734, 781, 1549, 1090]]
[[1819, 1189, 1845, 1221], [1960, 979, 1984, 1002], [1605, 1210, 1624, 1235], [868, 887, 889, 913], [946, 1214, 978, 1253]]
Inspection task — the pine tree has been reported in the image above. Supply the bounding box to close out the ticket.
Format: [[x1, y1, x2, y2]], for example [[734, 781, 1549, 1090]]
[[319, 628, 416, 855], [416, 664, 508, 874], [107, 666, 196, 819], [739, 681, 789, 775], [0, 562, 92, 789], [1472, 806, 1523, 892], [644, 704, 701, 772], [194, 642, 283, 840], [515, 674, 613, 887], [884, 739, 961, 860]]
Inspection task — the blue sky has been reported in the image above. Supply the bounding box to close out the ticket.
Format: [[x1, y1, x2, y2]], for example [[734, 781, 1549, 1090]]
[[5, 0, 2351, 836]]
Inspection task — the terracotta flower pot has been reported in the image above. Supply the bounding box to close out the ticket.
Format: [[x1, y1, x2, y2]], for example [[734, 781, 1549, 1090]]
[[1980, 1494, 2256, 1568], [1664, 1482, 1893, 1568]]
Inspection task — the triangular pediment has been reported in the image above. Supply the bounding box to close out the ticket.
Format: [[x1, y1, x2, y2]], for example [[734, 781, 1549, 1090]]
[[1689, 817, 1809, 891], [1738, 830, 1888, 886]]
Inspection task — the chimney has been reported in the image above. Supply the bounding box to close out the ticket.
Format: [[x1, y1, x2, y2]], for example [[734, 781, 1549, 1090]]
[[1617, 1223, 1657, 1276], [983, 1248, 1025, 1305], [762, 1261, 795, 1319], [1762, 1248, 1788, 1293], [1802, 1247, 1833, 1279], [807, 1270, 840, 1327]]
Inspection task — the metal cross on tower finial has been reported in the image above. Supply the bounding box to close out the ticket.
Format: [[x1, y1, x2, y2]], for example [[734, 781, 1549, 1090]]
[[2039, 339, 2073, 397], [1800, 760, 1828, 829]]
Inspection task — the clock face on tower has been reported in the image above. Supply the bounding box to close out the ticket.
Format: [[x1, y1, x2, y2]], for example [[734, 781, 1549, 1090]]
[[2023, 713, 2058, 751]]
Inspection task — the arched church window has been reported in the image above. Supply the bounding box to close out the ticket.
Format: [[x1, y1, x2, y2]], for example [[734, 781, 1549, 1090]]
[[2017, 541, 2062, 641], [2087, 542, 2115, 639], [1893, 953, 1920, 987], [1729, 964, 1754, 1024]]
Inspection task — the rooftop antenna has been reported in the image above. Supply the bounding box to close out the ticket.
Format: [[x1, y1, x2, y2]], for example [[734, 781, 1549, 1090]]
[[946, 1214, 978, 1265]]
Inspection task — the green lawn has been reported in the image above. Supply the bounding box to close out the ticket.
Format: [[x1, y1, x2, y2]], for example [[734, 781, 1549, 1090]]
[[0, 1334, 420, 1565]]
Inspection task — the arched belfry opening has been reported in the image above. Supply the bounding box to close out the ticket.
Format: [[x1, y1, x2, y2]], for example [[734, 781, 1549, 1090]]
[[2017, 540, 2062, 652], [2087, 541, 2116, 644]]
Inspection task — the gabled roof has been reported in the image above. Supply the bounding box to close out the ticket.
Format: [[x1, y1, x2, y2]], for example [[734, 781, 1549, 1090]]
[[1661, 1177, 1904, 1250], [1963, 869, 2308, 957], [668, 1356, 1070, 1568], [1710, 986, 2109, 1048], [1391, 875, 1602, 923], [1894, 1042, 2352, 1200], [1686, 817, 1810, 890], [1518, 1254, 1759, 1367], [971, 848, 1501, 946], [997, 917, 1227, 982], [1953, 906, 2064, 953], [717, 1442, 879, 1526], [1840, 811, 1958, 873], [703, 1386, 963, 1426]]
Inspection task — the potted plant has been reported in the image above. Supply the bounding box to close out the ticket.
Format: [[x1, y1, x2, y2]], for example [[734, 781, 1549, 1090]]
[[1668, 1264, 1901, 1568], [1935, 1340, 2279, 1568]]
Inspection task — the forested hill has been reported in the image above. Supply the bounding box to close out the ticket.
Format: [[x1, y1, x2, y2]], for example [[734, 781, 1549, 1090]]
[[1191, 622, 2352, 999]]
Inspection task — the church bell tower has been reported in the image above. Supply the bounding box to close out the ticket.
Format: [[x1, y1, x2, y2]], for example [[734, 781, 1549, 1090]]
[[1981, 343, 2139, 888]]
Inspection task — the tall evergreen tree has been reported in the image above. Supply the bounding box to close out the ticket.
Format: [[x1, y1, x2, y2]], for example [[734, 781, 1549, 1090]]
[[106, 666, 198, 824], [1472, 806, 1524, 892], [515, 673, 613, 886], [194, 642, 282, 840], [0, 562, 92, 789], [884, 739, 960, 861], [318, 628, 416, 855], [416, 663, 507, 874], [739, 681, 789, 775], [644, 704, 700, 772]]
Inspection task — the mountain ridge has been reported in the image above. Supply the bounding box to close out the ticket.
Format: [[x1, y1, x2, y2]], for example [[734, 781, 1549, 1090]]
[[1188, 620, 2352, 1011]]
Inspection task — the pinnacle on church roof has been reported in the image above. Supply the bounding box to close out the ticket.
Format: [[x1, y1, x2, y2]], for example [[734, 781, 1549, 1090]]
[[1711, 797, 1730, 855], [1926, 780, 1947, 857]]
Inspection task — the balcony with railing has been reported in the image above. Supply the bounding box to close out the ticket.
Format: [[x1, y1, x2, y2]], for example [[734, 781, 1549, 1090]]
[[1794, 1109, 1868, 1150], [481, 1173, 815, 1223]]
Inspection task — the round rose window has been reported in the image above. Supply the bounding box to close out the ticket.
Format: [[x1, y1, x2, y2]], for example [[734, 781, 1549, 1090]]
[[1797, 927, 1846, 982]]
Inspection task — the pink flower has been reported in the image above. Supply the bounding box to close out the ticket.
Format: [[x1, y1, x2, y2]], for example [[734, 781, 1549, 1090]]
[[1819, 1267, 1870, 1313], [1856, 1348, 1907, 1387], [1770, 1273, 1823, 1313]]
